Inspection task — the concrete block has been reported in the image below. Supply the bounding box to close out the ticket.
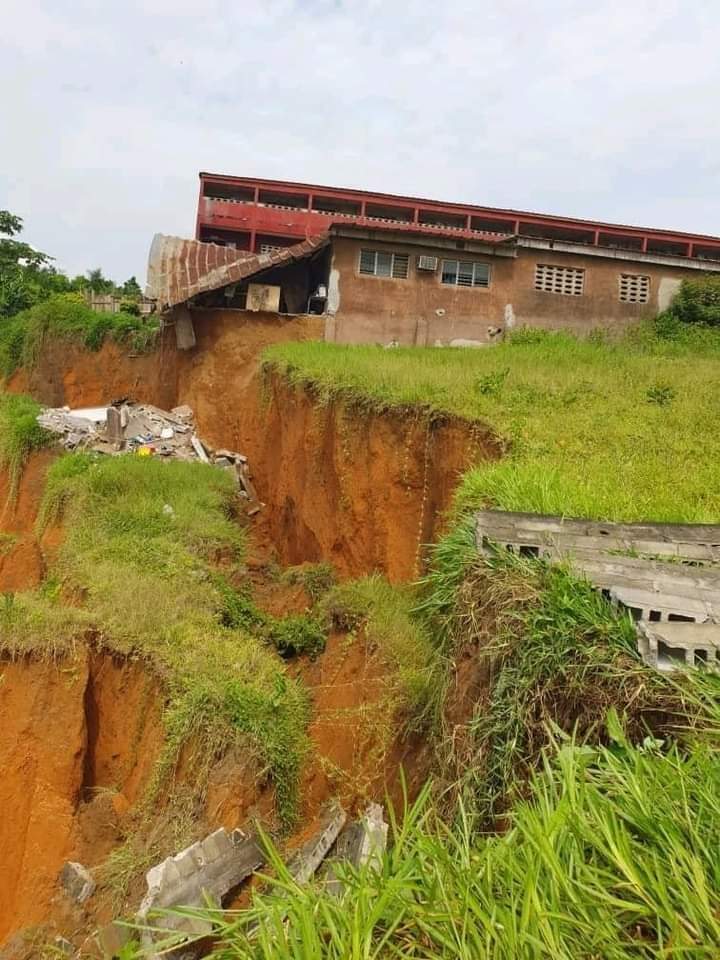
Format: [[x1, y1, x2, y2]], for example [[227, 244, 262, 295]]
[[289, 806, 347, 884], [137, 827, 264, 952], [60, 861, 95, 904], [637, 621, 720, 672], [326, 803, 387, 896]]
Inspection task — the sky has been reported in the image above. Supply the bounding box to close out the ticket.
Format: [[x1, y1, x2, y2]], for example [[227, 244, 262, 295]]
[[2, 0, 719, 283]]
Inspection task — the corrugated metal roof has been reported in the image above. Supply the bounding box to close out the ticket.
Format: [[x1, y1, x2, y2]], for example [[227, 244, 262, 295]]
[[146, 233, 329, 309]]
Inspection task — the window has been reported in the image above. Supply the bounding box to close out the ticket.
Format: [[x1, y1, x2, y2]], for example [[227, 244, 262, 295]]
[[259, 243, 284, 255], [440, 260, 491, 287], [358, 249, 409, 279], [534, 264, 585, 296], [619, 273, 650, 303]]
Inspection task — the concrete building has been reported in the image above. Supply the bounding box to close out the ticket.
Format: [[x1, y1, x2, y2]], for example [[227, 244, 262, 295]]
[[146, 174, 720, 347]]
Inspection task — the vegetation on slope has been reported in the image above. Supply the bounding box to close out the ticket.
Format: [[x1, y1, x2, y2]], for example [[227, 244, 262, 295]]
[[1, 453, 310, 829], [0, 293, 160, 377], [149, 540, 720, 959], [0, 393, 51, 494], [265, 322, 720, 522]]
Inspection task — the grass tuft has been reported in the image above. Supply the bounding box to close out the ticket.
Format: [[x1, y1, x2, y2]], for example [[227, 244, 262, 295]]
[[0, 392, 51, 496]]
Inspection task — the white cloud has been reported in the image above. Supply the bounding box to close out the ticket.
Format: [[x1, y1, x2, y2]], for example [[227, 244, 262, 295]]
[[1, 0, 719, 279]]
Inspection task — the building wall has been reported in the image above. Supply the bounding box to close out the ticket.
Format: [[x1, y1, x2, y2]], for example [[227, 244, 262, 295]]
[[326, 236, 696, 346]]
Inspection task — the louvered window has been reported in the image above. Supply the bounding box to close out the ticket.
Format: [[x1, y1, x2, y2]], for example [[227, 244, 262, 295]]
[[534, 264, 585, 296], [440, 260, 491, 288], [619, 274, 650, 303], [259, 243, 283, 254], [358, 249, 409, 279]]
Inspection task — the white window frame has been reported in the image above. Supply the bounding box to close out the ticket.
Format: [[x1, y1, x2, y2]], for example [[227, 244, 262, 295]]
[[358, 249, 409, 279], [440, 259, 491, 288], [259, 242, 284, 255], [619, 273, 650, 304], [534, 263, 585, 296]]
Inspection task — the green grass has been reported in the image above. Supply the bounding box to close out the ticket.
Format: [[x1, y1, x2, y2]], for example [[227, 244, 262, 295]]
[[153, 734, 720, 960], [265, 323, 720, 522], [0, 392, 51, 495], [321, 574, 446, 732], [137, 543, 720, 960], [2, 452, 310, 828], [0, 293, 160, 377]]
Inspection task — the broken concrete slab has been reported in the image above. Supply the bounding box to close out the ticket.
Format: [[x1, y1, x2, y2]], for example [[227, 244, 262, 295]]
[[137, 827, 264, 948], [60, 861, 95, 904], [287, 806, 347, 885], [326, 803, 387, 896]]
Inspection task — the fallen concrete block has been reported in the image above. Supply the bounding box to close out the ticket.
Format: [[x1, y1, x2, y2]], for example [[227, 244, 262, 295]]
[[137, 827, 264, 947], [326, 803, 387, 896], [60, 861, 95, 904], [288, 806, 347, 884]]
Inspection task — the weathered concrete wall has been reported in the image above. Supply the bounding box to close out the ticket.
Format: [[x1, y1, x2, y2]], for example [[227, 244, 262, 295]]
[[327, 236, 697, 345]]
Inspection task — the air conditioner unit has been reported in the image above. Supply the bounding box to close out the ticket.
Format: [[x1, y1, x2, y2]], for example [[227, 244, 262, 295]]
[[417, 255, 438, 272]]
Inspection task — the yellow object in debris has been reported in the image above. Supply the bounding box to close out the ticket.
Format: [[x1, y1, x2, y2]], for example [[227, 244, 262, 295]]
[[137, 446, 153, 457]]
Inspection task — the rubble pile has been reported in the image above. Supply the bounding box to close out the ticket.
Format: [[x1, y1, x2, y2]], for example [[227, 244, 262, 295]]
[[37, 401, 261, 512]]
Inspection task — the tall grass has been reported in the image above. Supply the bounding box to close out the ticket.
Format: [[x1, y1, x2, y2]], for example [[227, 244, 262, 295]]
[[0, 392, 50, 495], [265, 324, 720, 522], [139, 731, 720, 959]]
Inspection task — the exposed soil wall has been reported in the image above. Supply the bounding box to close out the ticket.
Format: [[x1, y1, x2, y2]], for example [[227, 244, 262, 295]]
[[8, 308, 498, 581], [0, 450, 56, 591], [238, 373, 496, 580], [0, 650, 164, 943]]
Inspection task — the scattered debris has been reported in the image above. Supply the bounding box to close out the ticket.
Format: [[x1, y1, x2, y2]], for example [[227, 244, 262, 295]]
[[59, 861, 95, 904], [37, 401, 262, 511]]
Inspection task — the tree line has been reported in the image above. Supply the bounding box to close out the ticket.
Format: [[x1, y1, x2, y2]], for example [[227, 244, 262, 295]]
[[0, 210, 142, 319]]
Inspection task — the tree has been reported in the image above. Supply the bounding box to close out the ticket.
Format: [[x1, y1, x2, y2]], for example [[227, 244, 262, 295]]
[[121, 276, 142, 299], [85, 268, 116, 295], [0, 210, 55, 318]]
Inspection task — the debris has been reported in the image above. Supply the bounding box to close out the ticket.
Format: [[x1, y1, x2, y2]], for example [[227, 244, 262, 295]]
[[163, 504, 175, 517], [171, 405, 194, 421], [288, 805, 347, 884], [60, 861, 95, 904], [38, 401, 262, 513], [137, 827, 264, 950], [326, 803, 387, 896], [190, 435, 209, 464]]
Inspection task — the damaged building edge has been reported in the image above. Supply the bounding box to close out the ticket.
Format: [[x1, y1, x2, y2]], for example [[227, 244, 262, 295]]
[[146, 220, 720, 352]]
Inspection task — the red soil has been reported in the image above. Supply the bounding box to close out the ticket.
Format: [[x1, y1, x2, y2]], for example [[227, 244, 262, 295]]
[[0, 312, 496, 947], [0, 650, 164, 943]]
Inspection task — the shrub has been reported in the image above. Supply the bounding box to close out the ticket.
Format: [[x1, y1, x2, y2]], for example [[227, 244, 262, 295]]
[[669, 274, 720, 326], [0, 393, 51, 494], [267, 613, 326, 659], [0, 293, 160, 377]]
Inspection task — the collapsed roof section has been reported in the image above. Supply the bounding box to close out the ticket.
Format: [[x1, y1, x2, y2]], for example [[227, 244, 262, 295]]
[[146, 232, 330, 310]]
